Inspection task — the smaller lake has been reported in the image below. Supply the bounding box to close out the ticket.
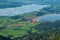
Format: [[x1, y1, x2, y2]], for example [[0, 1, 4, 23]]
[[36, 14, 60, 22], [0, 4, 49, 16]]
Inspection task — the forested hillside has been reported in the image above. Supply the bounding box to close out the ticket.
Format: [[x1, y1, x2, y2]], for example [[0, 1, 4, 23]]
[[0, 5, 60, 40]]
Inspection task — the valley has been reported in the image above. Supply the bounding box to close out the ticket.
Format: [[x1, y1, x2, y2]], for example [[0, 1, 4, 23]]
[[0, 5, 60, 40]]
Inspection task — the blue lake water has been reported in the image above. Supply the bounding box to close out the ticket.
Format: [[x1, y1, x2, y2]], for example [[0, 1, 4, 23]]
[[0, 4, 49, 16], [36, 14, 60, 22]]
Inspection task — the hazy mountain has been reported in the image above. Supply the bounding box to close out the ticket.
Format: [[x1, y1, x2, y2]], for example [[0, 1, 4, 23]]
[[0, 0, 60, 5], [0, 0, 60, 8]]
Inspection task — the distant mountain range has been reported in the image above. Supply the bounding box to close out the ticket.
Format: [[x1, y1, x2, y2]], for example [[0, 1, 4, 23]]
[[0, 0, 60, 8], [0, 0, 60, 5]]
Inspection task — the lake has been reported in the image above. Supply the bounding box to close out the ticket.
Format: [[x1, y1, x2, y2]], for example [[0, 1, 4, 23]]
[[36, 14, 60, 22], [0, 4, 49, 16]]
